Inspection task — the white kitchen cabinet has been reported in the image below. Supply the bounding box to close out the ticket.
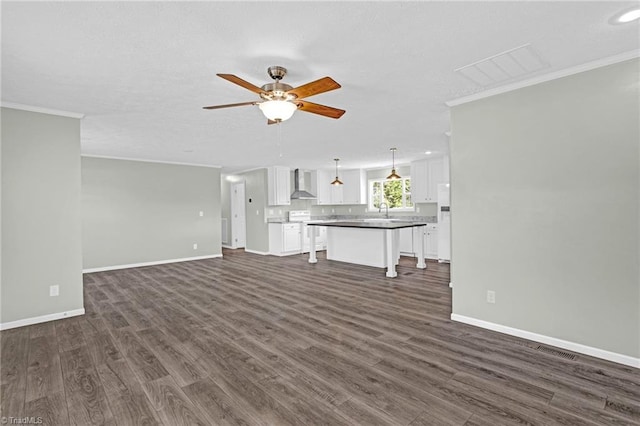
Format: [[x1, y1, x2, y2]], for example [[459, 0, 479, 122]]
[[267, 166, 291, 206], [411, 158, 446, 203], [311, 170, 331, 205], [311, 170, 343, 205], [312, 169, 366, 205], [425, 224, 438, 260], [399, 227, 414, 256], [302, 224, 327, 252], [268, 223, 301, 256], [341, 169, 367, 204]]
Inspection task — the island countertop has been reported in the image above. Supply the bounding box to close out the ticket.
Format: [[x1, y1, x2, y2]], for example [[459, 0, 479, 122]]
[[307, 220, 428, 229]]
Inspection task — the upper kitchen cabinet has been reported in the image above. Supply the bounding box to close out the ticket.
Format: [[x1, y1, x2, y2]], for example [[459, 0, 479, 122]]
[[341, 169, 367, 205], [411, 157, 447, 203], [311, 169, 334, 205], [267, 166, 291, 206], [311, 169, 366, 205]]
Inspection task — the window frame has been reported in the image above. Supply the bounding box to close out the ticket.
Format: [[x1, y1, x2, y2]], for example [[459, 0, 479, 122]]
[[368, 176, 414, 212]]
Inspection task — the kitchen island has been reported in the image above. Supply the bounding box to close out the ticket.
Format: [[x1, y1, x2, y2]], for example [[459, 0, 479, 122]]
[[307, 220, 427, 278]]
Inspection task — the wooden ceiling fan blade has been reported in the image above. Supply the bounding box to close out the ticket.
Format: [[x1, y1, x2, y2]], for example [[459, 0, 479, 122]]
[[217, 74, 264, 94], [297, 100, 345, 119], [287, 77, 341, 99], [267, 119, 279, 125], [202, 101, 257, 110]]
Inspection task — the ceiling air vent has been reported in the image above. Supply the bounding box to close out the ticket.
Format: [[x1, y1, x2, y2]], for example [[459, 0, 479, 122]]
[[455, 43, 549, 87]]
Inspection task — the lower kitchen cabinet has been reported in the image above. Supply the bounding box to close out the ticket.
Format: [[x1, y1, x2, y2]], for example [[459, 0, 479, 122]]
[[425, 224, 438, 260], [269, 223, 301, 256], [398, 223, 438, 260], [302, 224, 327, 253], [399, 227, 414, 256]]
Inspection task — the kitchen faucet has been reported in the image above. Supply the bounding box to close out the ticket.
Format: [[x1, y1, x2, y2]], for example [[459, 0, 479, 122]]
[[379, 202, 389, 219]]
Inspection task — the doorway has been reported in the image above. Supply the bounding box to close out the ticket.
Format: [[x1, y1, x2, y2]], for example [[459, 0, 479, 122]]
[[231, 181, 246, 249]]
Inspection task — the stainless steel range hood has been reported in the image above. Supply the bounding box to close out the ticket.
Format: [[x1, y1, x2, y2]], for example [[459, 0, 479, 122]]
[[290, 169, 316, 200]]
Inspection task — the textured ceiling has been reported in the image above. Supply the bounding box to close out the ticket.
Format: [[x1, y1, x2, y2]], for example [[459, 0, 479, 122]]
[[2, 1, 639, 173]]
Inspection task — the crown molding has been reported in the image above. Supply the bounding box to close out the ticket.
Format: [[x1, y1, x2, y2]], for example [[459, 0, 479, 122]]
[[446, 50, 640, 107], [1, 101, 84, 119], [81, 154, 221, 168]]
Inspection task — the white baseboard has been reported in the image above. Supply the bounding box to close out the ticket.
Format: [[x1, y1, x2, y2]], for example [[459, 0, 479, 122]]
[[244, 249, 270, 256], [83, 254, 223, 273], [0, 308, 85, 331], [451, 314, 640, 369]]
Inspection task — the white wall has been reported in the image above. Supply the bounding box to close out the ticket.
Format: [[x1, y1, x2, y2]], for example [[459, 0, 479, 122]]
[[450, 58, 639, 363], [1, 108, 84, 326], [82, 157, 221, 270]]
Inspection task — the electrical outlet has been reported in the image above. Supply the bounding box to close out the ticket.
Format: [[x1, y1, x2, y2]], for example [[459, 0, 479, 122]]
[[256, 210, 259, 215], [50, 285, 59, 297], [331, 208, 335, 213], [199, 211, 204, 217], [269, 209, 274, 215], [416, 206, 421, 213], [321, 208, 325, 213], [487, 290, 496, 304], [348, 208, 352, 213], [193, 243, 198, 250]]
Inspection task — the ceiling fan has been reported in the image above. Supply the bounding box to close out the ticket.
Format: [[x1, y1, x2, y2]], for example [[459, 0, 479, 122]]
[[203, 66, 345, 124]]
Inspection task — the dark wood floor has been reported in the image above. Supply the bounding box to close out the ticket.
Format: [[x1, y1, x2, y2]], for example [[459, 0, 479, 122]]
[[2, 249, 639, 425]]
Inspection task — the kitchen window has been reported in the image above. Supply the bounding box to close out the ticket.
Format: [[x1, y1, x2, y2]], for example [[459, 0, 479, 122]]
[[369, 177, 413, 210]]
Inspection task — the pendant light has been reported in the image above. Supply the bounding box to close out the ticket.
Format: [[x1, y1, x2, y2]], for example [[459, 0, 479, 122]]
[[331, 158, 343, 185], [386, 147, 401, 180]]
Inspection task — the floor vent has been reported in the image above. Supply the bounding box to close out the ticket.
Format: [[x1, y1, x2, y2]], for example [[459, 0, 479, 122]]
[[535, 345, 577, 360]]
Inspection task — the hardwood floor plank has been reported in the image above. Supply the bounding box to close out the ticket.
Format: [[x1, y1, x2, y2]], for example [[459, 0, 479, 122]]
[[1, 328, 30, 419], [95, 359, 162, 426], [182, 377, 264, 426], [550, 393, 637, 426], [83, 332, 122, 367], [24, 391, 70, 426], [59, 345, 115, 426], [28, 322, 56, 339], [110, 328, 169, 383], [137, 328, 208, 387], [142, 375, 211, 426], [605, 395, 640, 423], [256, 375, 354, 426], [334, 397, 403, 426], [55, 318, 86, 352], [25, 335, 64, 402]]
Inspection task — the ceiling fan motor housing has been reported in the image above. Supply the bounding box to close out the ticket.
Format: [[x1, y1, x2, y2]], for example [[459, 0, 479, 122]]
[[267, 65, 287, 81], [260, 82, 296, 101]]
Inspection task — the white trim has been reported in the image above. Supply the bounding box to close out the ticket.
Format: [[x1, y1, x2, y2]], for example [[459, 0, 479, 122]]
[[0, 308, 85, 331], [1, 101, 85, 119], [82, 254, 222, 273], [244, 249, 270, 256], [446, 50, 640, 107], [451, 314, 640, 369], [81, 154, 221, 169]]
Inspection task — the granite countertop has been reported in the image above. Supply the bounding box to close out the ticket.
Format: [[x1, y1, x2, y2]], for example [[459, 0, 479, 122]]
[[307, 220, 428, 229]]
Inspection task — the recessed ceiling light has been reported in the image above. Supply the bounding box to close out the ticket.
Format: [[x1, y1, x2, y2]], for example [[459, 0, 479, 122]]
[[425, 151, 432, 155], [610, 7, 640, 24]]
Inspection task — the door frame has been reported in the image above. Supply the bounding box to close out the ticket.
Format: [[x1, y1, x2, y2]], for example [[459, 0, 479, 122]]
[[231, 181, 246, 249]]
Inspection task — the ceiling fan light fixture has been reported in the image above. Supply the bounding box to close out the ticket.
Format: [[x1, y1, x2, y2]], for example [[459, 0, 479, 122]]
[[386, 148, 401, 180], [331, 158, 343, 185], [258, 100, 297, 122]]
